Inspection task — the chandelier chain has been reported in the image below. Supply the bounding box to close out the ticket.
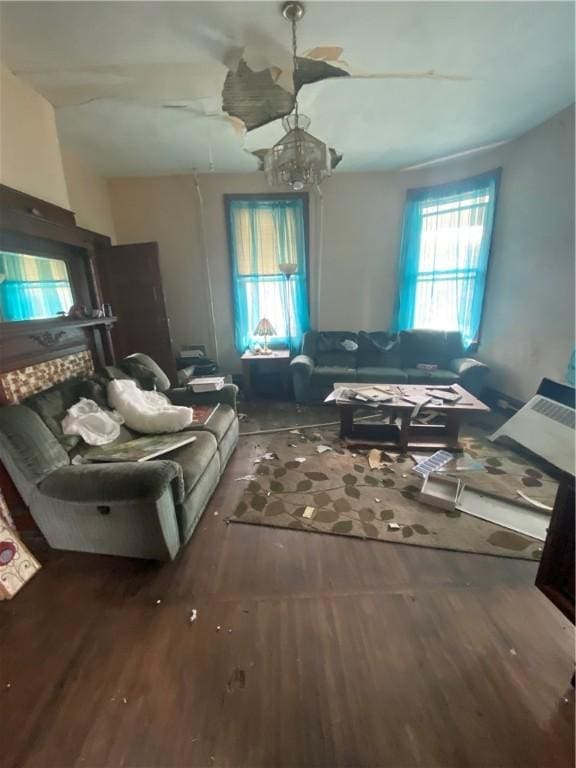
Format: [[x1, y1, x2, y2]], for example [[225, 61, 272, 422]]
[[291, 15, 299, 120]]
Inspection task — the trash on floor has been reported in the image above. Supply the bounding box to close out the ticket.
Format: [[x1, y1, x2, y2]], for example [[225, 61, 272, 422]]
[[302, 506, 315, 519], [388, 522, 401, 531], [295, 457, 307, 463], [411, 450, 454, 477], [235, 474, 257, 481], [368, 448, 394, 470], [515, 490, 553, 512], [316, 444, 332, 454], [189, 609, 198, 623], [289, 429, 302, 435], [418, 474, 463, 512], [254, 452, 277, 463], [456, 487, 549, 541]]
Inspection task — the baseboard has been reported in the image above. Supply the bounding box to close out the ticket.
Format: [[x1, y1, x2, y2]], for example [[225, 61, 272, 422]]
[[483, 387, 525, 413]]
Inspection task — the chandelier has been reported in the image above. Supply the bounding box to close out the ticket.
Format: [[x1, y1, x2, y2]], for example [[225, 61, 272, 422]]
[[264, 2, 337, 190]]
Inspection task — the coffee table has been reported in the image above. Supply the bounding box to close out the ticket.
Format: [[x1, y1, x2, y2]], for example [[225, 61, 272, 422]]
[[333, 382, 490, 451]]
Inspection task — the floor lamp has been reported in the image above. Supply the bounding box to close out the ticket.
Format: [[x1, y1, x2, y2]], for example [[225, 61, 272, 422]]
[[278, 262, 297, 355]]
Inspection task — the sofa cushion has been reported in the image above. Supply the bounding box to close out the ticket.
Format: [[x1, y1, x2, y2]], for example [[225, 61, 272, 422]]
[[356, 367, 408, 384], [315, 332, 358, 367], [311, 365, 358, 385], [400, 330, 464, 369], [0, 404, 69, 485], [357, 332, 401, 367], [404, 368, 460, 385], [166, 430, 218, 498]]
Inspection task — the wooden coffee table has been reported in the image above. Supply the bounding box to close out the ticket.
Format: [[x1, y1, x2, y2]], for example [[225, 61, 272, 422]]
[[333, 382, 490, 451]]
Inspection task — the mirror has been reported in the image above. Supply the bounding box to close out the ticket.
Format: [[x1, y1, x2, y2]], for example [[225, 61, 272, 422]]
[[0, 251, 74, 322]]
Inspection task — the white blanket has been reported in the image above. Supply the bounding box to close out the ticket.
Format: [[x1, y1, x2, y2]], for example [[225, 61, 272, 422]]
[[62, 398, 124, 446], [107, 379, 193, 434]]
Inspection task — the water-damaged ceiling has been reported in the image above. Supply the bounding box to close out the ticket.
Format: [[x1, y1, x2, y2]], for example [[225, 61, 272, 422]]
[[0, 1, 573, 176]]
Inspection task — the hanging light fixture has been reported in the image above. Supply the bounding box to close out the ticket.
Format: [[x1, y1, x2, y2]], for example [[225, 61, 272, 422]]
[[264, 1, 337, 190]]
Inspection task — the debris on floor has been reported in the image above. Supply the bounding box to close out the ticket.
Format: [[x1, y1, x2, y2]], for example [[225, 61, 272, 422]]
[[302, 506, 315, 519], [368, 448, 393, 470], [509, 648, 517, 656], [388, 522, 401, 531], [316, 444, 332, 454], [155, 599, 162, 605], [418, 474, 462, 512], [295, 457, 307, 463], [235, 474, 257, 481], [515, 491, 553, 511], [254, 452, 277, 463], [289, 429, 302, 435], [189, 609, 198, 623], [411, 450, 453, 477]]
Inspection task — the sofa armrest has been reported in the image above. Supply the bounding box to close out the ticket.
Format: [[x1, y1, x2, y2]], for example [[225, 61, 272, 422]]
[[290, 354, 315, 378], [449, 357, 490, 397], [166, 383, 238, 412], [38, 460, 185, 505], [290, 355, 315, 404]]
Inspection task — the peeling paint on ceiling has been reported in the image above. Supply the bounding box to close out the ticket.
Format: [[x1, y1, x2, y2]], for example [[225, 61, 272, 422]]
[[221, 56, 348, 132], [0, 1, 573, 176]]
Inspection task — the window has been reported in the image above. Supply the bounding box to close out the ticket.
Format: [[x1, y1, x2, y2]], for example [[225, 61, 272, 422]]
[[394, 170, 500, 348], [226, 195, 310, 353]]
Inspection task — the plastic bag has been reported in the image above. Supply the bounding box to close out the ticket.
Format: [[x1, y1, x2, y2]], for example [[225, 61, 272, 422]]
[[62, 398, 124, 446]]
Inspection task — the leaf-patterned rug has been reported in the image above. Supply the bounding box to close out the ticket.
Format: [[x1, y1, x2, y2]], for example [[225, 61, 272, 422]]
[[230, 425, 558, 560]]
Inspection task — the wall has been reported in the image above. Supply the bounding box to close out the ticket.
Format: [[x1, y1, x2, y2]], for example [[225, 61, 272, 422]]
[[0, 63, 70, 208], [62, 150, 116, 240], [109, 105, 574, 401]]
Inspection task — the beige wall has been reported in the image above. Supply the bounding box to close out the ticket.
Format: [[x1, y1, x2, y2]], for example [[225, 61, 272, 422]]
[[0, 63, 70, 208], [109, 105, 575, 401], [62, 150, 116, 240]]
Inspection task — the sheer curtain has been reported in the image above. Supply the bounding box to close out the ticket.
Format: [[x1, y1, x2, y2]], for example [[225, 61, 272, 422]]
[[227, 197, 310, 353], [394, 170, 501, 349], [0, 252, 74, 321]]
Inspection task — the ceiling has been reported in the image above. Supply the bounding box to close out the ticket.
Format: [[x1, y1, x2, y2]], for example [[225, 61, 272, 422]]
[[1, 1, 574, 177]]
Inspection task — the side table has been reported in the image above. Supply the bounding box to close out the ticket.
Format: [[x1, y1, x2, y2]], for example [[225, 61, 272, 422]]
[[241, 350, 291, 399]]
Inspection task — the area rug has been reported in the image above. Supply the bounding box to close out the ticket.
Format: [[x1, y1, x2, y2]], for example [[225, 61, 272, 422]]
[[230, 424, 558, 560]]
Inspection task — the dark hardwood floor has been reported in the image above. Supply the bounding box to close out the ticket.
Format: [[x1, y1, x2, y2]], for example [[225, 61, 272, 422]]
[[1, 434, 574, 768]]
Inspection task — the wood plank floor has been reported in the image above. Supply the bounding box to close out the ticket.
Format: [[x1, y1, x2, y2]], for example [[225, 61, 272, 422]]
[[1, 435, 574, 768]]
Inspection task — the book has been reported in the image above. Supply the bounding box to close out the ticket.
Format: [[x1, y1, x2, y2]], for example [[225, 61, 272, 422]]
[[188, 377, 225, 392], [84, 433, 197, 463], [187, 403, 219, 428]]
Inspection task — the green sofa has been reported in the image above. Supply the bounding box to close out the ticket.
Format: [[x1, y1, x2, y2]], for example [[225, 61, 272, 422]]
[[290, 329, 489, 403], [0, 353, 239, 561]]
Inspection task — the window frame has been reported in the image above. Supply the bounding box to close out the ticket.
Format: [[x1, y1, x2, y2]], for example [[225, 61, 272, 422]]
[[224, 192, 311, 347], [396, 168, 501, 350]]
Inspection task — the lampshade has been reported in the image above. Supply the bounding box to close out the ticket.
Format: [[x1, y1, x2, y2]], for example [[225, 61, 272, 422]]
[[253, 317, 277, 337], [278, 262, 298, 277]]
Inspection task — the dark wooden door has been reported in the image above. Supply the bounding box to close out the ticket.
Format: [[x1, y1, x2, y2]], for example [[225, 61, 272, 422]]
[[97, 242, 177, 382]]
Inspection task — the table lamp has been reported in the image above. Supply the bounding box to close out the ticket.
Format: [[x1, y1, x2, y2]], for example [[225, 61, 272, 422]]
[[253, 317, 276, 355]]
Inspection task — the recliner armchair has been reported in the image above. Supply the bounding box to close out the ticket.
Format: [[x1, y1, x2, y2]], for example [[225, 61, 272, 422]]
[[0, 353, 239, 561]]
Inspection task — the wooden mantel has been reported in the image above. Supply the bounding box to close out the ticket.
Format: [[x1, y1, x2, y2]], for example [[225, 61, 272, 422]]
[[0, 316, 117, 372]]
